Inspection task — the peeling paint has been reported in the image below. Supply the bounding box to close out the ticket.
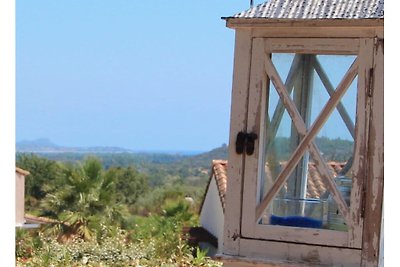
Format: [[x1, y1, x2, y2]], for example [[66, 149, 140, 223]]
[[232, 232, 240, 241], [224, 21, 383, 265], [301, 249, 321, 264]]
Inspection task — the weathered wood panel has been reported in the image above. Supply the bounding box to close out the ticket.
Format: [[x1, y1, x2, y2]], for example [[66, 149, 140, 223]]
[[252, 224, 348, 247], [236, 38, 370, 249], [348, 38, 374, 249], [220, 254, 326, 267], [222, 26, 383, 265], [250, 27, 381, 39], [239, 239, 362, 267], [241, 38, 266, 237], [361, 37, 384, 267], [223, 29, 253, 256], [266, 38, 359, 55]]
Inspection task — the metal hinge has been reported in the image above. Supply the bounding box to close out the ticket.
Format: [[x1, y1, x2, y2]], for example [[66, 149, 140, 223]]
[[235, 131, 258, 156]]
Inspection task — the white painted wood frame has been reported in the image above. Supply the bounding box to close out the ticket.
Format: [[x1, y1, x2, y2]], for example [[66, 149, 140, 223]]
[[238, 239, 363, 267], [360, 37, 384, 267], [221, 18, 383, 266], [256, 52, 358, 223], [223, 29, 253, 255], [239, 38, 370, 250]]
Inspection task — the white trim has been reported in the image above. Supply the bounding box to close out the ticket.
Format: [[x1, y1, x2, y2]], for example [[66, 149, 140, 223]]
[[223, 29, 253, 255]]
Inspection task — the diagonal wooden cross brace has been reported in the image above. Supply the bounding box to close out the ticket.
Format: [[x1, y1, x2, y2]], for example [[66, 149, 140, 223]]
[[255, 54, 359, 226], [311, 56, 356, 139]]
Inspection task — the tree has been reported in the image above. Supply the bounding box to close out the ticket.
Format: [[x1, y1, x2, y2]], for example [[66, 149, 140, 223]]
[[40, 157, 128, 241], [104, 166, 149, 206], [16, 153, 63, 211]]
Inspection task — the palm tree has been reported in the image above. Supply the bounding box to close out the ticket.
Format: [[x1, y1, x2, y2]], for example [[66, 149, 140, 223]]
[[40, 157, 128, 242]]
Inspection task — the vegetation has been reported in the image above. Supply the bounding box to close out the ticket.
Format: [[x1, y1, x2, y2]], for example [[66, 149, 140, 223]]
[[15, 139, 351, 265], [267, 137, 353, 162], [16, 151, 223, 266], [16, 211, 221, 266]]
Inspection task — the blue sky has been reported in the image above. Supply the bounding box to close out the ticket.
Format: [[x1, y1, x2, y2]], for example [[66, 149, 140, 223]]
[[16, 0, 260, 151]]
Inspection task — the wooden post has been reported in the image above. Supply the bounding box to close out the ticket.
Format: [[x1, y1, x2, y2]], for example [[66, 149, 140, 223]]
[[223, 29, 253, 256], [288, 54, 314, 203], [361, 37, 384, 267]]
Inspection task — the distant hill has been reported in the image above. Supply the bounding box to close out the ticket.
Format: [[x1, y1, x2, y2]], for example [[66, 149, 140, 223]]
[[16, 138, 352, 189], [16, 142, 228, 188], [179, 144, 228, 169], [16, 138, 133, 153], [17, 136, 351, 166], [17, 138, 58, 148]]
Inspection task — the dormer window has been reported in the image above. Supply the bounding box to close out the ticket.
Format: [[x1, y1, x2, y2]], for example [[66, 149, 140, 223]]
[[241, 39, 364, 248], [221, 1, 383, 266]]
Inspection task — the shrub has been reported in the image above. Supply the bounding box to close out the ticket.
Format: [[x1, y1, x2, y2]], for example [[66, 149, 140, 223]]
[[16, 214, 222, 267]]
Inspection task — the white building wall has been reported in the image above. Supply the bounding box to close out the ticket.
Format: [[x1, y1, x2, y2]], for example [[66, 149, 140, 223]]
[[200, 177, 225, 253], [15, 171, 26, 226]]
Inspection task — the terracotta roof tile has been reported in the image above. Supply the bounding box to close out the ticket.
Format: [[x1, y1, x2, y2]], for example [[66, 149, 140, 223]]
[[24, 214, 63, 225], [305, 161, 346, 198], [211, 160, 228, 212], [199, 160, 228, 215], [16, 167, 30, 176]]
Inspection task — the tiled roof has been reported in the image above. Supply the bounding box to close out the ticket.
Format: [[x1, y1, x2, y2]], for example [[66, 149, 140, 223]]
[[228, 0, 384, 19], [199, 160, 228, 215], [25, 214, 63, 225], [211, 160, 228, 212], [304, 161, 345, 199], [207, 160, 347, 213], [16, 167, 30, 176]]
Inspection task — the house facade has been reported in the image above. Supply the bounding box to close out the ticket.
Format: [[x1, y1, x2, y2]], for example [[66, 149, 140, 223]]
[[199, 160, 227, 255], [15, 167, 30, 227]]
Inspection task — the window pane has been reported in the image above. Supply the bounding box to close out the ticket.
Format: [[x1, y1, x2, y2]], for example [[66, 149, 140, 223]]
[[258, 53, 357, 231]]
